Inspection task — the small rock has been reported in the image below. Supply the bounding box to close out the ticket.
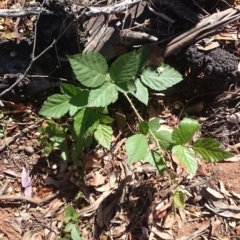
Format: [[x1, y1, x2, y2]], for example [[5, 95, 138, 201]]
[[18, 145, 25, 151], [24, 146, 34, 154]]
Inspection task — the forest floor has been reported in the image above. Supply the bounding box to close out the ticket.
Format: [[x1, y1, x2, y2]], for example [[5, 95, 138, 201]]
[[1, 0, 240, 240]]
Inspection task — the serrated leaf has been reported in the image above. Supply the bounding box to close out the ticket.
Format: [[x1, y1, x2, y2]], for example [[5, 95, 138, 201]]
[[71, 225, 82, 240], [126, 134, 148, 164], [148, 118, 160, 132], [110, 50, 137, 83], [139, 121, 149, 135], [68, 52, 108, 88], [136, 45, 149, 74], [88, 82, 118, 107], [172, 145, 198, 175], [172, 118, 200, 145], [140, 64, 183, 91], [152, 130, 176, 150], [69, 90, 89, 107], [193, 138, 233, 161], [39, 94, 71, 119], [131, 78, 148, 105], [94, 124, 113, 149], [69, 105, 79, 116], [143, 150, 165, 174], [116, 80, 136, 93], [60, 83, 82, 97], [74, 108, 99, 138]]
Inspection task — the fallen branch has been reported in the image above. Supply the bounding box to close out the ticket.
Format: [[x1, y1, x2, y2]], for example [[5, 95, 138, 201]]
[[0, 7, 52, 17], [163, 7, 240, 57], [83, 0, 142, 17], [0, 190, 60, 205]]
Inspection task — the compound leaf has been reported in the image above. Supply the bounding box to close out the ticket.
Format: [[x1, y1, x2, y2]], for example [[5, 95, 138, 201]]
[[172, 118, 199, 145], [126, 134, 148, 164], [94, 124, 113, 149], [172, 145, 198, 175], [88, 82, 118, 107], [193, 138, 233, 161], [140, 64, 182, 91], [68, 52, 108, 88], [39, 94, 71, 119]]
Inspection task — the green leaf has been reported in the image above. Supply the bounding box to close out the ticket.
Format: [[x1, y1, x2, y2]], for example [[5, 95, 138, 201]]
[[88, 82, 118, 107], [139, 121, 149, 135], [152, 130, 176, 150], [143, 150, 165, 174], [116, 80, 136, 93], [39, 94, 71, 119], [98, 114, 114, 124], [59, 141, 69, 161], [148, 118, 160, 132], [126, 134, 148, 164], [64, 223, 74, 232], [136, 45, 148, 74], [71, 225, 82, 240], [69, 90, 89, 107], [140, 64, 183, 91], [43, 145, 52, 156], [131, 78, 148, 105], [172, 145, 198, 175], [74, 108, 99, 138], [110, 50, 137, 83], [172, 189, 185, 215], [65, 205, 76, 218], [68, 52, 108, 88], [94, 124, 113, 149], [69, 105, 79, 116], [193, 138, 233, 161], [172, 118, 199, 145], [60, 83, 82, 97]]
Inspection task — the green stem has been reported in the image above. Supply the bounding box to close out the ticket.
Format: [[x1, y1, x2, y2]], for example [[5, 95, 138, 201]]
[[124, 93, 167, 175]]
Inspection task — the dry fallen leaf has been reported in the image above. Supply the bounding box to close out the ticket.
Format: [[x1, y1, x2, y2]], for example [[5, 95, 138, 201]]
[[205, 187, 224, 199], [88, 171, 106, 187], [211, 219, 221, 236]]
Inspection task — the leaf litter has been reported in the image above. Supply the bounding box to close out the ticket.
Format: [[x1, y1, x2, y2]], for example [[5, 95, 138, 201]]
[[1, 1, 240, 240]]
